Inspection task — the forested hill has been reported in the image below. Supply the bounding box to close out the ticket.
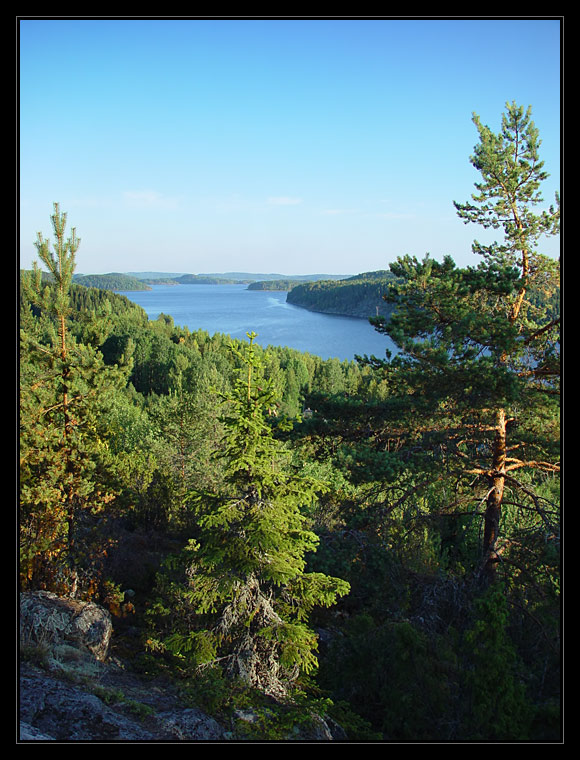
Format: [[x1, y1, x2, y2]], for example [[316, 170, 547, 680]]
[[72, 273, 152, 291], [286, 270, 398, 319]]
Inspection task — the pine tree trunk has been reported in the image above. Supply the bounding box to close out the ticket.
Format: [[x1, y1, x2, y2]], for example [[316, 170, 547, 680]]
[[59, 311, 76, 570], [484, 246, 525, 581], [59, 313, 70, 440], [482, 408, 507, 583]]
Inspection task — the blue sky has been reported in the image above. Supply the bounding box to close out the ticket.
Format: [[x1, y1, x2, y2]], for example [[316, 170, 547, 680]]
[[19, 18, 561, 276]]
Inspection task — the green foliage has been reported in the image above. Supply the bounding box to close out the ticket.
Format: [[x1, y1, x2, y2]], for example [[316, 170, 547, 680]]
[[73, 272, 152, 291], [19, 107, 560, 739], [453, 101, 560, 264], [460, 585, 533, 740], [318, 613, 458, 740], [20, 205, 129, 595], [174, 273, 250, 284], [293, 102, 560, 739], [287, 271, 397, 318], [247, 279, 300, 291], [363, 103, 560, 589], [23, 202, 80, 321], [151, 333, 349, 696]]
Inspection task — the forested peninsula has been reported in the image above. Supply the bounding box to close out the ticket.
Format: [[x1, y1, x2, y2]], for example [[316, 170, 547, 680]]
[[73, 272, 153, 291], [287, 271, 398, 319], [19, 103, 561, 742]]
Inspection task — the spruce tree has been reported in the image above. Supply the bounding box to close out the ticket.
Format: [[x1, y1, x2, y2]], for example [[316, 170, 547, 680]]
[[160, 333, 350, 697]]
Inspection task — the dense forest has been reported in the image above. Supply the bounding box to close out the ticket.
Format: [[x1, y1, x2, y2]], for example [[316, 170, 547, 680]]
[[72, 272, 153, 291], [247, 275, 348, 291], [287, 271, 398, 319], [247, 279, 302, 291], [172, 274, 252, 285], [19, 102, 561, 741]]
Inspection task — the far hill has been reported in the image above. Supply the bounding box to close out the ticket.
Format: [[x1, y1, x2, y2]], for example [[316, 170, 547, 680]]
[[69, 271, 351, 290], [173, 274, 252, 284], [286, 271, 397, 320], [247, 280, 301, 291], [126, 272, 187, 280], [201, 272, 349, 282], [128, 271, 349, 282], [72, 273, 151, 291]]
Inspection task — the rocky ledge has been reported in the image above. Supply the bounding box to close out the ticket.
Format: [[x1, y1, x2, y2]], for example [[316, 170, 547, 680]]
[[19, 591, 345, 743]]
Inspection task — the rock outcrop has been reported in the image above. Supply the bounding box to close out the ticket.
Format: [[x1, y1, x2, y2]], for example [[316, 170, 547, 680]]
[[18, 591, 345, 742], [20, 591, 113, 662], [18, 591, 229, 742]]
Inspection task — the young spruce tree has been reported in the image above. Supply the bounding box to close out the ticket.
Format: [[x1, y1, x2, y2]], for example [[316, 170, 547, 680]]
[[160, 332, 350, 697]]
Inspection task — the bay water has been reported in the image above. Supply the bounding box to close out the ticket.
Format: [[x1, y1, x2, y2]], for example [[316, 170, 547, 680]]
[[118, 283, 397, 362]]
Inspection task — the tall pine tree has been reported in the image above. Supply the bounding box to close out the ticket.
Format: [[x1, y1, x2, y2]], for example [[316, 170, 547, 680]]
[[20, 204, 127, 595], [368, 103, 560, 585]]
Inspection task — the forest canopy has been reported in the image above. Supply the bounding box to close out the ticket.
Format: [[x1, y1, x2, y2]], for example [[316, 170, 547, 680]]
[[287, 271, 398, 319], [19, 102, 560, 742]]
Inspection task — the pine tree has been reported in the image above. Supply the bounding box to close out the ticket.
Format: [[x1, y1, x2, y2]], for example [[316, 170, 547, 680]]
[[20, 204, 127, 594], [452, 102, 560, 581], [369, 102, 560, 584], [160, 333, 350, 697]]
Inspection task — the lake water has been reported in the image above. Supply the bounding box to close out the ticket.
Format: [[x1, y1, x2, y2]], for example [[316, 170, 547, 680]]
[[118, 283, 397, 362]]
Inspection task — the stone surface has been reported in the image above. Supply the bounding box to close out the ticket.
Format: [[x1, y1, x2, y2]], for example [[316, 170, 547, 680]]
[[20, 591, 113, 662], [157, 708, 227, 740], [19, 664, 162, 741], [18, 591, 346, 742]]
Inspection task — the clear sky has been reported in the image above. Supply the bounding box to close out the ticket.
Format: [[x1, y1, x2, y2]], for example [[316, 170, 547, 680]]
[[19, 17, 561, 276]]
